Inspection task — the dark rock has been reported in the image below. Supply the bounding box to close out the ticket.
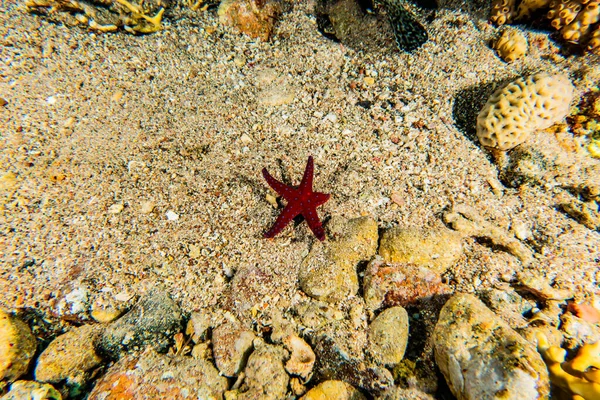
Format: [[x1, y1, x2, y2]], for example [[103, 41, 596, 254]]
[[98, 287, 183, 359]]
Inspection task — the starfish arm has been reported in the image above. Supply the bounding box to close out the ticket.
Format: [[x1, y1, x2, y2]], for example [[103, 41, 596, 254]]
[[311, 192, 331, 208], [303, 206, 326, 241], [299, 156, 314, 191], [264, 203, 302, 239], [262, 168, 295, 201]]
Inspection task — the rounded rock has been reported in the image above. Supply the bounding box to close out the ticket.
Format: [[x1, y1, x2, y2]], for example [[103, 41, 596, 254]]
[[367, 306, 409, 368], [378, 227, 463, 274], [0, 309, 37, 383], [300, 380, 366, 400], [433, 293, 550, 400], [35, 324, 104, 385], [98, 286, 183, 358]]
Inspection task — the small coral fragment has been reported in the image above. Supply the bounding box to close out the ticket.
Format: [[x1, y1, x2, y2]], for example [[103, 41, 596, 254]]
[[494, 28, 528, 62], [443, 204, 534, 264], [537, 333, 600, 399]]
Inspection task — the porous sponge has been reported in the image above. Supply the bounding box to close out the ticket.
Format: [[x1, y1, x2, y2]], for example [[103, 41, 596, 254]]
[[477, 72, 574, 150]]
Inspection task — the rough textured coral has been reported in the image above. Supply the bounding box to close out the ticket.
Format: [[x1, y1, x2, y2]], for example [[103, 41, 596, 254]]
[[516, 0, 552, 19], [490, 0, 600, 52], [490, 0, 518, 25], [476, 72, 574, 150], [494, 28, 528, 62]]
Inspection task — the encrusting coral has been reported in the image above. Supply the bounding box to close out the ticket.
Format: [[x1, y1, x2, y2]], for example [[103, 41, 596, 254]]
[[537, 333, 600, 399], [490, 0, 600, 53]]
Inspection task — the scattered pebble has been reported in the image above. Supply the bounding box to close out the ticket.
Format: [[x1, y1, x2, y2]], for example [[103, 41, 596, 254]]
[[107, 203, 124, 214], [111, 90, 124, 102], [367, 306, 409, 368], [0, 309, 37, 383], [139, 201, 155, 214], [166, 210, 179, 221], [378, 227, 463, 274], [212, 313, 256, 377], [55, 286, 90, 318], [88, 349, 228, 400], [98, 286, 183, 358], [1, 380, 61, 400], [434, 294, 550, 400], [0, 98, 7, 107], [300, 380, 365, 400], [299, 216, 378, 303], [35, 324, 104, 389]]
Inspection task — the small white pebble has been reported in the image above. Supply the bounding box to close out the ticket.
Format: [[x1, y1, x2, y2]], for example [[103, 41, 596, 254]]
[[46, 96, 57, 105], [322, 113, 337, 123], [266, 193, 278, 208], [512, 221, 531, 240], [240, 133, 253, 144], [189, 244, 200, 258], [108, 203, 124, 214], [166, 210, 179, 221], [140, 201, 155, 214]]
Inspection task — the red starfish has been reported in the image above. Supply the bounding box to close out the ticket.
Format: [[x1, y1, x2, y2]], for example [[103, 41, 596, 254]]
[[262, 156, 330, 241]]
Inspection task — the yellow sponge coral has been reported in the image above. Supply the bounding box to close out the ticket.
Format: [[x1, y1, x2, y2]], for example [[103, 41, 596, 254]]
[[490, 0, 600, 53], [494, 28, 528, 62], [477, 72, 574, 150], [537, 333, 600, 399]]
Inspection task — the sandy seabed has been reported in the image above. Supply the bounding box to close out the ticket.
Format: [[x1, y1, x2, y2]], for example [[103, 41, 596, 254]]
[[1, 0, 599, 392]]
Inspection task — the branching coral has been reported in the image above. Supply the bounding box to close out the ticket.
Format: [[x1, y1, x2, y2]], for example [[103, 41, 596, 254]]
[[490, 0, 600, 53], [537, 333, 600, 399]]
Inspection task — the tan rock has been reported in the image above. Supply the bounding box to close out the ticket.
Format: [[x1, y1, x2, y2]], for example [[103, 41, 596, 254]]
[[378, 227, 463, 274], [35, 324, 104, 385], [88, 349, 228, 400], [284, 335, 315, 380], [299, 217, 378, 303], [363, 256, 448, 315], [238, 339, 289, 400], [0, 309, 37, 383], [212, 313, 255, 377], [367, 306, 409, 368], [300, 380, 366, 400], [1, 380, 61, 400], [218, 0, 282, 41], [434, 294, 550, 400]]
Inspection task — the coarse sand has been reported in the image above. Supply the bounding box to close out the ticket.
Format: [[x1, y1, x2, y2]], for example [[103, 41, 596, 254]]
[[1, 0, 599, 385]]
